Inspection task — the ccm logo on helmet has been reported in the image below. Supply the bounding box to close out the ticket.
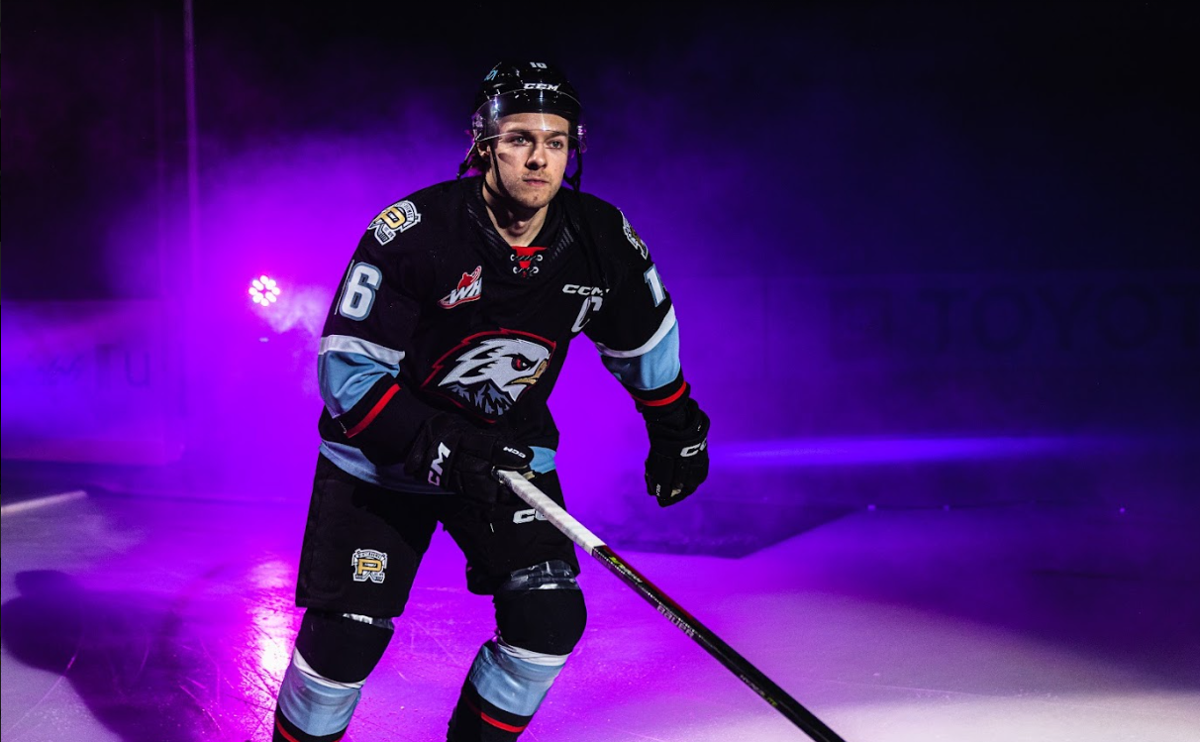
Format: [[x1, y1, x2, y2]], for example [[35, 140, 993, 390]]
[[562, 284, 605, 296], [524, 83, 560, 91]]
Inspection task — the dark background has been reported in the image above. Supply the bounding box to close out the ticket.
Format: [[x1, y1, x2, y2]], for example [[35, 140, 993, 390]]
[[5, 0, 1198, 293], [3, 1, 1198, 553]]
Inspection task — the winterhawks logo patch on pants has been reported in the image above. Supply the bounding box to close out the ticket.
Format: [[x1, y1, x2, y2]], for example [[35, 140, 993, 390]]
[[352, 548, 388, 583]]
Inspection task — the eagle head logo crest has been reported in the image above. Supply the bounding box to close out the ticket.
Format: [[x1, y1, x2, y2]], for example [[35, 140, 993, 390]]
[[424, 331, 556, 420]]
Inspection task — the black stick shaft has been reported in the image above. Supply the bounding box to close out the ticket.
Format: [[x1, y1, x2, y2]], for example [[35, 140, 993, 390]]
[[495, 470, 847, 742]]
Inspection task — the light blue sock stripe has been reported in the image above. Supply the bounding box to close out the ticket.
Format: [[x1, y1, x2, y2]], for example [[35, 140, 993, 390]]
[[277, 654, 361, 737], [467, 641, 565, 717]]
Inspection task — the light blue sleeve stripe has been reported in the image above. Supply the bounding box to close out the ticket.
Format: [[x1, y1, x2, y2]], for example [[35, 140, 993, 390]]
[[319, 441, 445, 494], [320, 334, 404, 365], [598, 323, 681, 391], [318, 350, 400, 416], [594, 306, 676, 358], [530, 446, 556, 474]]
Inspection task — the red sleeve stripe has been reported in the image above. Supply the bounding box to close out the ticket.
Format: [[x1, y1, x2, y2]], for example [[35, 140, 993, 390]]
[[344, 384, 400, 438], [634, 381, 688, 407]]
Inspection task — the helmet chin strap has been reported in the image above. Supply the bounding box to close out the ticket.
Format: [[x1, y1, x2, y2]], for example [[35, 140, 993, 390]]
[[566, 150, 583, 191], [482, 143, 511, 203]]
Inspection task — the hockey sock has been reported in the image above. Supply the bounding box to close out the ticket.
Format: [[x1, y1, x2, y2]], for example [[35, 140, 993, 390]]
[[273, 648, 365, 742], [273, 704, 347, 742], [445, 639, 569, 741]]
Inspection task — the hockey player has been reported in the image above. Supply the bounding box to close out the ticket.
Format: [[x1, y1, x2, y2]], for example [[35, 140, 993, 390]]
[[270, 59, 711, 742]]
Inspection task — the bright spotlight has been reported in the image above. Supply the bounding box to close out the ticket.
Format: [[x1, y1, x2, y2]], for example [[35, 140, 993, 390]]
[[249, 275, 281, 307]]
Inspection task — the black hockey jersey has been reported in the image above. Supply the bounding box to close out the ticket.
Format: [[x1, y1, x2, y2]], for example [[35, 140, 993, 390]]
[[316, 176, 691, 492]]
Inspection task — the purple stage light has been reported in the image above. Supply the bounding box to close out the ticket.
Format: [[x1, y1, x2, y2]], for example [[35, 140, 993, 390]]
[[250, 275, 281, 307]]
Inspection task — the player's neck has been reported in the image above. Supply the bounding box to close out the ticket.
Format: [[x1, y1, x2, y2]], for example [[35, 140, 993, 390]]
[[483, 186, 548, 246], [488, 209, 546, 247]]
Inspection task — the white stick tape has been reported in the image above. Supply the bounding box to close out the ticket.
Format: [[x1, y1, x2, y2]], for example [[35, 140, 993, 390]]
[[495, 470, 606, 555]]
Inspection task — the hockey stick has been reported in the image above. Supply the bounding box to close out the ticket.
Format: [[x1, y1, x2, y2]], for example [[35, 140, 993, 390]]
[[495, 469, 848, 742]]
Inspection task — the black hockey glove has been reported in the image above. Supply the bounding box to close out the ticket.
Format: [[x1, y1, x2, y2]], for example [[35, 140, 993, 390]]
[[404, 413, 533, 505], [644, 398, 710, 507]]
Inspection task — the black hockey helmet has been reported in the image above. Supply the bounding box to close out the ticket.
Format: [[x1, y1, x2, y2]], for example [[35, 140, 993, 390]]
[[457, 60, 587, 188]]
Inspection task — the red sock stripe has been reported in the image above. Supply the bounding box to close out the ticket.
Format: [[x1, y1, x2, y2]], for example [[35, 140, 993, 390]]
[[274, 717, 344, 742], [344, 384, 400, 438], [274, 718, 302, 742], [464, 697, 529, 733], [635, 381, 689, 407]]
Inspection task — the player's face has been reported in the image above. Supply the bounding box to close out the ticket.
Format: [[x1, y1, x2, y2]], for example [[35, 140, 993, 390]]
[[486, 113, 571, 210]]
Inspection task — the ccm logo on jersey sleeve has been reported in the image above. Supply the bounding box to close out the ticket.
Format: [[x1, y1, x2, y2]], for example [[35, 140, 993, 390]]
[[562, 284, 606, 296], [369, 200, 422, 244]]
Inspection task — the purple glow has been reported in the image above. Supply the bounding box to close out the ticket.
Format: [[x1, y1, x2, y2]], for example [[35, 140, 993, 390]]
[[715, 435, 1077, 468], [2, 5, 1197, 741], [249, 274, 281, 307], [3, 485, 1197, 740]]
